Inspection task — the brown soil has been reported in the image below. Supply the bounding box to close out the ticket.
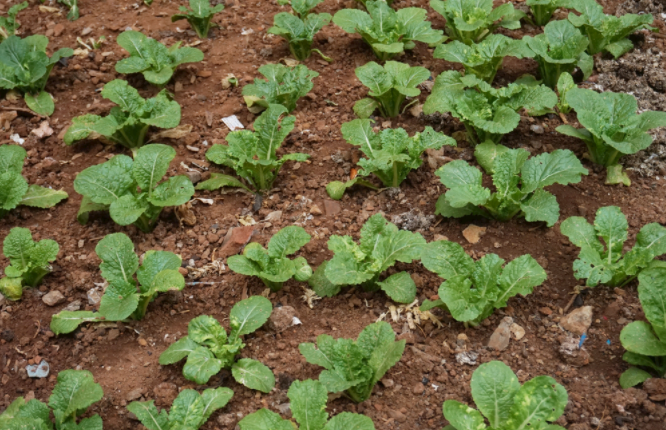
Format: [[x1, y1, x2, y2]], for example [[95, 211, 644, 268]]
[[1, 0, 666, 429]]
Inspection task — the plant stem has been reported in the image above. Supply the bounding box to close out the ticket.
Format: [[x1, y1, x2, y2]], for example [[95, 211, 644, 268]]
[[392, 162, 398, 188], [261, 278, 283, 292]]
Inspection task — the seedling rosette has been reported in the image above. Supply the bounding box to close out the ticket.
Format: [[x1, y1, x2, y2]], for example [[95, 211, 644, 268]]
[[242, 63, 318, 113], [239, 379, 376, 429], [268, 7, 332, 61], [333, 0, 444, 61], [442, 361, 568, 430], [228, 226, 312, 291], [327, 120, 455, 199], [64, 79, 182, 153], [420, 240, 547, 326], [526, 0, 571, 26], [434, 141, 588, 226], [50, 233, 187, 334], [308, 214, 425, 303], [430, 0, 525, 46], [423, 71, 557, 145], [556, 88, 666, 185], [0, 1, 28, 41], [159, 296, 276, 392], [299, 321, 405, 403], [0, 227, 59, 301], [0, 35, 73, 115], [0, 145, 69, 219], [171, 0, 225, 38], [560, 206, 666, 288], [354, 61, 430, 119], [619, 262, 666, 388]]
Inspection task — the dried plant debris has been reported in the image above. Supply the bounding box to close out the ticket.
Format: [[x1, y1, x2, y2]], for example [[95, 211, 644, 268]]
[[391, 210, 435, 232], [377, 299, 443, 330], [616, 0, 664, 15]]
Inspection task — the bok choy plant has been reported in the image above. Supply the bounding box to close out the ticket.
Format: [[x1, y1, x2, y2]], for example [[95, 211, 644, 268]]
[[268, 1, 332, 61], [171, 0, 225, 38]]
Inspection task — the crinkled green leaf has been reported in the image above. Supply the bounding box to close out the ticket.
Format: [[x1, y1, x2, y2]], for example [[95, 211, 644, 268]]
[[19, 185, 68, 208], [229, 295, 272, 337], [159, 336, 199, 364], [49, 370, 103, 421], [183, 346, 223, 384], [376, 271, 416, 303], [324, 412, 376, 430], [98, 280, 139, 320], [127, 400, 169, 430], [169, 389, 204, 429], [95, 233, 138, 284], [232, 358, 275, 393], [238, 409, 294, 430], [288, 379, 328, 430]]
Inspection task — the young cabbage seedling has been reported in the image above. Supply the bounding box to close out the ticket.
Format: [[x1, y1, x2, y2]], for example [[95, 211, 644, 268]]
[[423, 71, 557, 145], [268, 10, 332, 61], [326, 120, 455, 200], [523, 19, 592, 89], [354, 61, 430, 119], [434, 34, 533, 84], [0, 1, 27, 41], [277, 0, 325, 19], [115, 30, 204, 85], [171, 0, 224, 38], [64, 79, 182, 153], [420, 240, 547, 326], [619, 262, 666, 388], [51, 233, 186, 334], [228, 226, 312, 291], [442, 361, 568, 430], [308, 214, 425, 303], [568, 0, 654, 58], [0, 145, 68, 219], [239, 379, 377, 429], [556, 72, 575, 114], [159, 296, 275, 391], [129, 388, 233, 430], [58, 0, 79, 21], [333, 0, 444, 61], [0, 228, 59, 301], [0, 35, 73, 115], [435, 141, 588, 226], [556, 88, 666, 185], [560, 206, 666, 288], [198, 104, 309, 193], [242, 63, 318, 113], [73, 144, 194, 232], [526, 0, 571, 26], [299, 321, 405, 403], [0, 370, 104, 429], [430, 0, 525, 46]]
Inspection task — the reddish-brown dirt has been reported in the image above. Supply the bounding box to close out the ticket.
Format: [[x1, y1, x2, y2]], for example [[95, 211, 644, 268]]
[[1, 0, 666, 429]]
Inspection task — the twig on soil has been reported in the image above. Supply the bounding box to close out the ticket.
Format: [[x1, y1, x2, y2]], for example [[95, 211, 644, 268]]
[[33, 321, 41, 339], [14, 347, 27, 356], [563, 293, 579, 313]]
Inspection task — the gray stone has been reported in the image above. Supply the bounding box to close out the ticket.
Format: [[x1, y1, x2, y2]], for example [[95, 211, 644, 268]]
[[488, 316, 513, 351], [268, 306, 298, 333], [42, 291, 65, 306], [560, 306, 593, 335]]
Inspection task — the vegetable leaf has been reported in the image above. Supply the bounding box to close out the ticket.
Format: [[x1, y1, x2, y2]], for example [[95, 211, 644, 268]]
[[268, 10, 332, 61], [171, 0, 225, 39], [242, 63, 318, 113]]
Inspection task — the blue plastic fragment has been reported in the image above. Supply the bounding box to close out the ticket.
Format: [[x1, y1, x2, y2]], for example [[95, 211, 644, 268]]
[[606, 339, 611, 345], [578, 333, 587, 349]]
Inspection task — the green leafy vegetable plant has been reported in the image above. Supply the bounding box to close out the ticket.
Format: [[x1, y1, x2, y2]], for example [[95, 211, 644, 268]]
[[526, 0, 570, 26], [326, 120, 455, 200], [73, 144, 194, 232], [115, 30, 204, 85], [560, 206, 666, 288], [171, 0, 224, 38], [50, 233, 186, 334], [434, 141, 588, 226], [0, 1, 27, 41], [129, 387, 233, 430], [333, 0, 444, 61], [242, 63, 318, 113], [0, 369, 103, 429], [568, 0, 654, 58], [0, 35, 73, 115], [0, 227, 59, 301], [159, 296, 275, 391], [619, 262, 666, 388], [353, 61, 429, 119], [430, 0, 525, 46], [423, 71, 557, 145], [228, 226, 312, 291], [556, 88, 666, 186], [420, 240, 547, 326], [277, 0, 325, 18], [299, 321, 405, 403], [268, 0, 332, 61], [308, 213, 425, 303], [556, 72, 575, 114], [442, 361, 568, 430], [198, 104, 308, 193], [239, 379, 377, 430], [523, 19, 592, 89], [354, 0, 394, 7], [0, 145, 68, 219], [434, 34, 533, 84], [64, 79, 181, 153], [58, 0, 79, 21]]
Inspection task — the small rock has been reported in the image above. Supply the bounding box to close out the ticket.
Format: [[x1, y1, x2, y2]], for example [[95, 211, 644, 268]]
[[558, 336, 590, 366], [268, 306, 298, 333], [539, 307, 553, 316], [218, 225, 256, 259], [178, 267, 188, 276], [462, 224, 486, 244], [455, 351, 478, 366], [81, 27, 93, 36], [412, 382, 425, 394], [31, 121, 53, 138], [185, 145, 200, 152], [410, 103, 423, 117], [197, 70, 212, 78], [323, 200, 341, 216], [138, 338, 147, 347], [488, 317, 513, 351], [185, 170, 202, 184], [42, 290, 65, 306], [310, 204, 322, 215], [276, 403, 291, 416], [108, 329, 120, 341], [560, 306, 593, 335], [217, 413, 236, 427], [381, 378, 394, 388], [643, 378, 666, 396], [387, 410, 407, 423], [126, 387, 144, 402], [510, 323, 525, 340], [530, 124, 544, 134], [53, 24, 65, 37], [264, 211, 283, 222], [26, 360, 50, 378], [87, 288, 102, 305], [63, 300, 81, 312]]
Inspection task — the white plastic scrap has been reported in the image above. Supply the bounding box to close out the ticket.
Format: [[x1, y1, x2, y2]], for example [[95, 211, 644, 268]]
[[222, 115, 244, 131], [26, 360, 50, 378], [10, 134, 24, 145], [292, 316, 302, 326]]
